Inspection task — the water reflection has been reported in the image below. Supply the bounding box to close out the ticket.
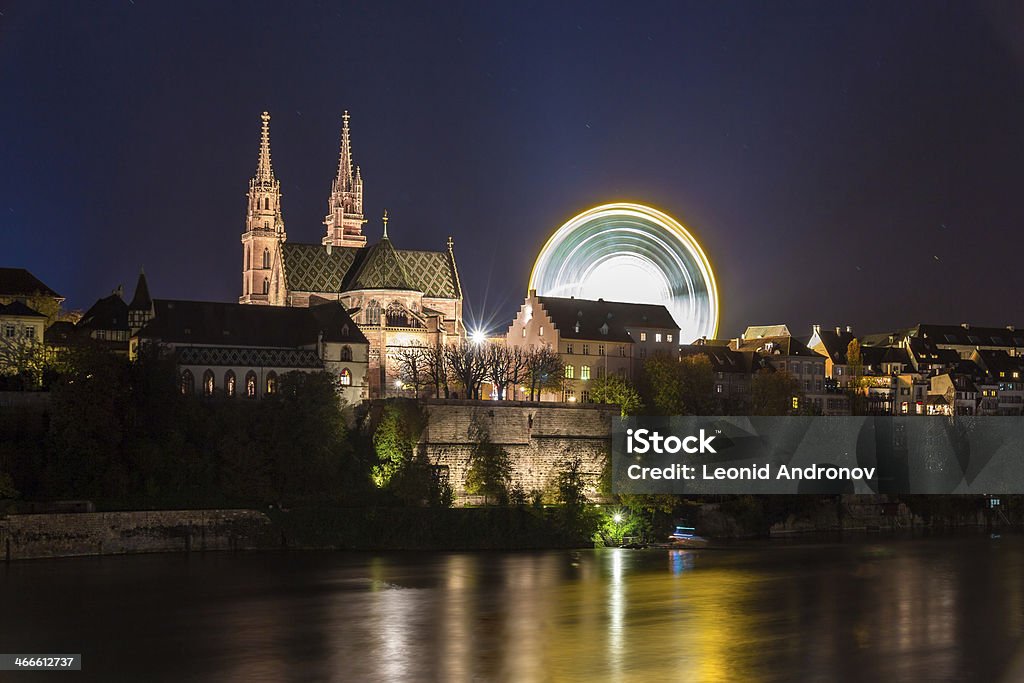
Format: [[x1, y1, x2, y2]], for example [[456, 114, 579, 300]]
[[3, 537, 1024, 681]]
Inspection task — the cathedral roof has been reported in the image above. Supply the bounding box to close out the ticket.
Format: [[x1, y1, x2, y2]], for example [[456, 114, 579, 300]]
[[346, 237, 414, 291], [280, 240, 461, 299]]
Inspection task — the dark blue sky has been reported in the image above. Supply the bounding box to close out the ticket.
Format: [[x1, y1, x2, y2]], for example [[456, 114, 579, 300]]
[[3, 1, 1023, 337]]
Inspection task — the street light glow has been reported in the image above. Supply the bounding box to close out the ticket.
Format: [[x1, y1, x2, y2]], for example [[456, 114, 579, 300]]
[[470, 329, 486, 344]]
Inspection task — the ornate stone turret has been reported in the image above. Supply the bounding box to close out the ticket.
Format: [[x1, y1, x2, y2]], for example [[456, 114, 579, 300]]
[[322, 111, 367, 248], [241, 111, 286, 304]]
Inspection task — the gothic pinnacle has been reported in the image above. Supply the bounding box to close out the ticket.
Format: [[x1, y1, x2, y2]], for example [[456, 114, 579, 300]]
[[255, 111, 274, 183]]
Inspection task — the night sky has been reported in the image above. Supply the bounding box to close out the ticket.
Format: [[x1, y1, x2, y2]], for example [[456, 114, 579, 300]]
[[3, 1, 1023, 338]]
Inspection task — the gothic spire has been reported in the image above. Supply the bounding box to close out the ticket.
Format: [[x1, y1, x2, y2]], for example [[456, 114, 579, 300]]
[[334, 110, 353, 193], [254, 111, 275, 184]]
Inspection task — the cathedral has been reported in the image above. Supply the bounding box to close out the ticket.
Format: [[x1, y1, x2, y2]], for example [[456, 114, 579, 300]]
[[238, 111, 465, 398]]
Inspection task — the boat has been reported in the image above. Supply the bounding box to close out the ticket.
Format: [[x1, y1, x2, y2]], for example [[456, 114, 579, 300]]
[[666, 525, 709, 548]]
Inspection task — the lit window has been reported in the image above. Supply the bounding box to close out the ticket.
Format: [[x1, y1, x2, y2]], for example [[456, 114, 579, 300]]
[[522, 328, 526, 338], [539, 326, 544, 336], [640, 332, 647, 342], [203, 369, 215, 397], [563, 389, 575, 402], [791, 396, 799, 410], [339, 368, 352, 386], [565, 365, 575, 379], [581, 365, 590, 380], [655, 333, 662, 343], [246, 371, 257, 398], [225, 370, 236, 398], [180, 370, 194, 396], [716, 384, 723, 393], [266, 371, 278, 394], [667, 334, 673, 343]]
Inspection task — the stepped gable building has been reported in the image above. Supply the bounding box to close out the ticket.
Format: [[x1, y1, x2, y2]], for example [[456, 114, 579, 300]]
[[507, 291, 680, 402], [237, 111, 464, 397], [136, 299, 369, 404]]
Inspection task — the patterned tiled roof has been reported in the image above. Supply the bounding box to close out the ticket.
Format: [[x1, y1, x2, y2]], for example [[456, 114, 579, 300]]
[[281, 240, 460, 299], [345, 237, 414, 291], [177, 346, 323, 369]]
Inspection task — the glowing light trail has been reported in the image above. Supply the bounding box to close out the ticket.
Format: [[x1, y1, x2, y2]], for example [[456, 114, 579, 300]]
[[529, 203, 719, 343]]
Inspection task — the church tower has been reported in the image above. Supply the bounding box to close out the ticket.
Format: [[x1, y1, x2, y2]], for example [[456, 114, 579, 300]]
[[322, 111, 367, 248], [240, 111, 286, 304]]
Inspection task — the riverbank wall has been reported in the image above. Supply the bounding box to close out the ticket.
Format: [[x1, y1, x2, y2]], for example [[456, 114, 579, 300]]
[[0, 509, 275, 561]]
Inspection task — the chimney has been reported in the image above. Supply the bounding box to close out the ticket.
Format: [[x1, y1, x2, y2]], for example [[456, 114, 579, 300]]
[[961, 322, 970, 330], [835, 326, 841, 335], [812, 323, 821, 335], [846, 325, 852, 333]]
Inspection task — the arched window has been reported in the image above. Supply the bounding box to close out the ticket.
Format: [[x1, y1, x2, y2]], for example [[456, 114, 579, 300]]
[[262, 278, 269, 295], [266, 371, 278, 395], [245, 371, 257, 398], [203, 369, 215, 396], [262, 248, 270, 269], [225, 370, 236, 398], [180, 369, 194, 395], [264, 197, 270, 210], [386, 301, 407, 327], [565, 365, 575, 379], [366, 300, 381, 325], [340, 345, 352, 361], [339, 368, 352, 386]]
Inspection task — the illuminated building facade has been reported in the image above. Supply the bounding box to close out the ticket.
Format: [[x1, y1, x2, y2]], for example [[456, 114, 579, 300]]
[[236, 112, 464, 397], [506, 290, 680, 402]]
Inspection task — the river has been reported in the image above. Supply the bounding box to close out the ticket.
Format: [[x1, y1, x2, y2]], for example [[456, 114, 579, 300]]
[[3, 535, 1024, 681]]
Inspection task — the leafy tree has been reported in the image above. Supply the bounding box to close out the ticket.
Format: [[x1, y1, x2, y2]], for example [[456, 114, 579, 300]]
[[556, 455, 588, 510], [465, 418, 512, 504], [846, 338, 865, 415], [588, 374, 642, 416], [371, 400, 425, 488], [640, 353, 715, 415], [750, 369, 802, 415]]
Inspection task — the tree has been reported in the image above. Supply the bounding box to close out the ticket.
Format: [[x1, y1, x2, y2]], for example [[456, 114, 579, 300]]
[[422, 344, 451, 398], [639, 353, 715, 415], [678, 354, 716, 415], [846, 338, 865, 415], [392, 346, 430, 397], [464, 418, 512, 504], [524, 346, 564, 401], [371, 400, 426, 488], [751, 369, 802, 415], [556, 456, 588, 510], [0, 335, 47, 389], [484, 342, 529, 400], [588, 374, 642, 416], [445, 339, 487, 399]]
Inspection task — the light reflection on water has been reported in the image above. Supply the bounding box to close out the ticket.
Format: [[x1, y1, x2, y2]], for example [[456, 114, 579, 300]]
[[3, 536, 1024, 682]]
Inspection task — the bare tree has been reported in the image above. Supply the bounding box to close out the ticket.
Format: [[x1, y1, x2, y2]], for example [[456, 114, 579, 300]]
[[445, 339, 487, 400], [524, 346, 565, 401], [422, 344, 451, 399], [392, 346, 430, 397], [484, 342, 529, 400]]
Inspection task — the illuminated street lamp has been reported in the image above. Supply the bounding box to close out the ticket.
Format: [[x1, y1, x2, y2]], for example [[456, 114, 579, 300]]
[[470, 329, 486, 345]]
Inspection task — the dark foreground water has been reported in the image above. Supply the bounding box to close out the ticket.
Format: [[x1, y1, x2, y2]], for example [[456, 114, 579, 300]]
[[4, 535, 1024, 682]]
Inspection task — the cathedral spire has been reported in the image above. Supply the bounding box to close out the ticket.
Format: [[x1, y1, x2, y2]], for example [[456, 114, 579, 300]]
[[323, 110, 366, 248], [255, 111, 275, 183]]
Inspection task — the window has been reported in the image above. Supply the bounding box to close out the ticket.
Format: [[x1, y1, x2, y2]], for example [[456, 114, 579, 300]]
[[582, 344, 590, 355], [203, 370, 215, 396], [581, 390, 590, 403], [565, 365, 575, 379], [596, 367, 605, 379], [640, 332, 647, 342], [581, 365, 591, 380], [262, 278, 269, 295], [180, 370, 194, 396], [655, 333, 662, 342], [24, 327, 35, 340], [791, 396, 799, 410], [225, 370, 236, 398], [668, 334, 673, 343], [340, 346, 352, 361], [640, 348, 647, 359], [245, 246, 250, 270], [266, 371, 278, 394], [522, 328, 526, 338], [619, 345, 626, 357], [563, 389, 575, 402], [245, 371, 258, 398], [598, 345, 605, 356], [263, 248, 270, 269], [339, 368, 352, 386], [264, 197, 270, 210], [539, 326, 544, 336], [366, 300, 381, 325], [5, 325, 15, 338], [716, 384, 723, 393], [566, 344, 574, 354]]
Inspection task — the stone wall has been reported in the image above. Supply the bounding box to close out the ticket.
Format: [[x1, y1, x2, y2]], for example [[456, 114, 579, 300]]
[[0, 509, 273, 561], [412, 399, 617, 502]]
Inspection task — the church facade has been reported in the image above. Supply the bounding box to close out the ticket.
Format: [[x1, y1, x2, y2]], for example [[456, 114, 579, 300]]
[[238, 111, 465, 398]]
